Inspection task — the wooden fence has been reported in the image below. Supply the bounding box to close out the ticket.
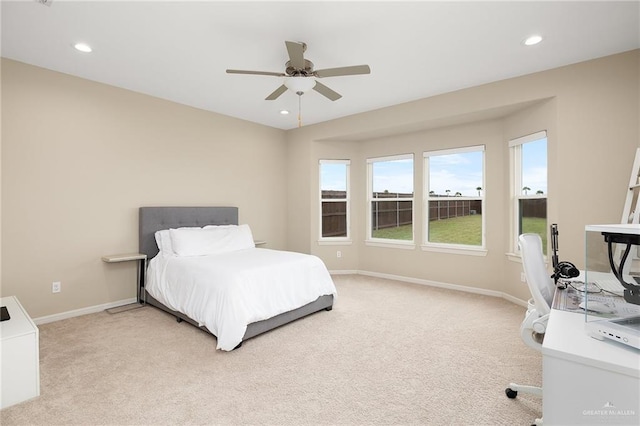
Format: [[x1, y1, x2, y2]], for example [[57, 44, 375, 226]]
[[371, 199, 413, 231], [520, 198, 547, 219], [428, 199, 483, 221], [321, 191, 513, 237], [322, 203, 347, 237]]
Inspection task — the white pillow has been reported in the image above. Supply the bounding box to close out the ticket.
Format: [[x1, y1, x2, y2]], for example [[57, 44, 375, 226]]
[[170, 224, 254, 257], [154, 230, 174, 255], [155, 226, 205, 256]]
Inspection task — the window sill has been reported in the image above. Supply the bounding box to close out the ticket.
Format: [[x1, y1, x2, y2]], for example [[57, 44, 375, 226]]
[[317, 239, 353, 246], [506, 252, 522, 263], [365, 240, 416, 250], [506, 252, 549, 264], [421, 244, 488, 257]]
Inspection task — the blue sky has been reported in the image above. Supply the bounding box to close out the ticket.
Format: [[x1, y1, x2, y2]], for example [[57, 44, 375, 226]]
[[521, 138, 548, 195], [320, 163, 348, 191], [372, 158, 414, 193], [428, 151, 482, 196], [321, 138, 547, 196]]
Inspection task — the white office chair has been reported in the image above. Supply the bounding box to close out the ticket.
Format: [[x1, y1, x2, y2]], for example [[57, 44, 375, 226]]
[[505, 233, 554, 426]]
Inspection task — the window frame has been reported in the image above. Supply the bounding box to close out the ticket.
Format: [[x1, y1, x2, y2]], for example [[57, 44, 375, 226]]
[[422, 145, 486, 254], [319, 159, 351, 244], [509, 131, 548, 255], [365, 153, 415, 248]]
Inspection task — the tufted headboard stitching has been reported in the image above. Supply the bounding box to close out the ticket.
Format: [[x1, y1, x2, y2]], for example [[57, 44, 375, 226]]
[[139, 206, 239, 259]]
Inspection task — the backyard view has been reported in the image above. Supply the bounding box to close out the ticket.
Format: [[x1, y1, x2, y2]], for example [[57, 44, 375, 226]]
[[324, 135, 546, 251]]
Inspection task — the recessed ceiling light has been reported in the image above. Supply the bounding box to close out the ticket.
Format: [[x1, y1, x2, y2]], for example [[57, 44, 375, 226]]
[[523, 35, 543, 46], [279, 110, 290, 115], [73, 43, 92, 53]]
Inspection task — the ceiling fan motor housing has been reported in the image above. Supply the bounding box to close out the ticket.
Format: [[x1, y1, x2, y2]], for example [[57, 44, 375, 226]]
[[285, 59, 314, 77]]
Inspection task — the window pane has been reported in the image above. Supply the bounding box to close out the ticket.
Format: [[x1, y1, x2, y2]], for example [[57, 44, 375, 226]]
[[371, 200, 413, 240], [320, 162, 348, 238], [322, 201, 347, 237], [519, 199, 548, 254], [370, 157, 413, 241], [321, 163, 347, 197], [372, 158, 413, 195], [521, 138, 547, 195], [428, 200, 482, 245], [428, 151, 483, 196], [426, 149, 483, 246], [516, 136, 547, 254]]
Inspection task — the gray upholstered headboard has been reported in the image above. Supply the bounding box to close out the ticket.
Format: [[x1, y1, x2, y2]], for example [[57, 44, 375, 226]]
[[139, 206, 238, 259]]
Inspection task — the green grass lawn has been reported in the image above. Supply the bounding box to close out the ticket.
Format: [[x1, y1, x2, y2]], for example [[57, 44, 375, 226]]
[[373, 215, 548, 253], [372, 224, 414, 240], [429, 215, 482, 245], [521, 217, 548, 254]]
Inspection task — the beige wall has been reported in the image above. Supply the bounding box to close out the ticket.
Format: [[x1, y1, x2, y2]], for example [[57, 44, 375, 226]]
[[2, 50, 638, 318], [1, 59, 287, 318], [288, 50, 639, 302]]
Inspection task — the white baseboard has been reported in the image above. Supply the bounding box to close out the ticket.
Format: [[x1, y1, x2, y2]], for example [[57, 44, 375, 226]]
[[501, 292, 529, 308], [33, 297, 137, 325], [331, 269, 529, 307], [328, 269, 359, 275], [33, 271, 529, 325]]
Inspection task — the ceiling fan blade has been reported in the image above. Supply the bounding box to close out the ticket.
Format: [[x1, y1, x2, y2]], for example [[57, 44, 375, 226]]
[[265, 84, 288, 101], [226, 69, 285, 77], [285, 41, 305, 70], [313, 81, 342, 101], [314, 65, 371, 78]]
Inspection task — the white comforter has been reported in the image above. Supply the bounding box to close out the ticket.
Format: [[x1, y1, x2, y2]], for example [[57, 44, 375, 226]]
[[146, 248, 337, 350]]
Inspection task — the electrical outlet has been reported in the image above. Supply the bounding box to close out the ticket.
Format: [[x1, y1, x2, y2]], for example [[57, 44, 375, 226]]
[[520, 272, 527, 283], [52, 281, 61, 293], [336, 250, 342, 258]]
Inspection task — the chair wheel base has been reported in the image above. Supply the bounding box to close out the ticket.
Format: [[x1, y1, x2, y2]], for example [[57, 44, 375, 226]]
[[505, 387, 518, 399]]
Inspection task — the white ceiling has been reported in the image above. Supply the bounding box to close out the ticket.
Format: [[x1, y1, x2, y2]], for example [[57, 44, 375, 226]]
[[2, 1, 639, 130]]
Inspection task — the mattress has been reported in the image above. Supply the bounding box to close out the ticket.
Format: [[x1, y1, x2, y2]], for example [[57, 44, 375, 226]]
[[146, 248, 337, 350]]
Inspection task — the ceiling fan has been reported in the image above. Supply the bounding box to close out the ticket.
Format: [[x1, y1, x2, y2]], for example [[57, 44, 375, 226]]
[[226, 41, 371, 101]]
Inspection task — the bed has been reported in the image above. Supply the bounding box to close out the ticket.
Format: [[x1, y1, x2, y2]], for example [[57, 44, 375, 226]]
[[138, 206, 336, 351]]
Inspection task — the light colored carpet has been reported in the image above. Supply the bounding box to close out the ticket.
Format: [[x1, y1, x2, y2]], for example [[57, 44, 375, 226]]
[[1, 274, 542, 425]]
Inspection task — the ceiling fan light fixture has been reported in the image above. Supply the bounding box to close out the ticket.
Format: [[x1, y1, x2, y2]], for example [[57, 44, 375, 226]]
[[523, 35, 543, 46], [284, 76, 316, 94], [73, 42, 93, 53]]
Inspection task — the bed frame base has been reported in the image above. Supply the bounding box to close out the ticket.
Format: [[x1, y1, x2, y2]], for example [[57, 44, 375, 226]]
[[143, 290, 333, 347]]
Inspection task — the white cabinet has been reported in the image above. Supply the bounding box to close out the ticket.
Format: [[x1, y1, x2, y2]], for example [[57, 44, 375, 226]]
[[0, 296, 40, 409]]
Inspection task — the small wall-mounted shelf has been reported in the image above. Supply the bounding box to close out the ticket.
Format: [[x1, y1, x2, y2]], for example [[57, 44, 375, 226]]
[[102, 253, 147, 313], [101, 253, 147, 263]]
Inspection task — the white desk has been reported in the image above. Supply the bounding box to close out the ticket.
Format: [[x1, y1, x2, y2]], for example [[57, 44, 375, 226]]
[[542, 308, 639, 425]]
